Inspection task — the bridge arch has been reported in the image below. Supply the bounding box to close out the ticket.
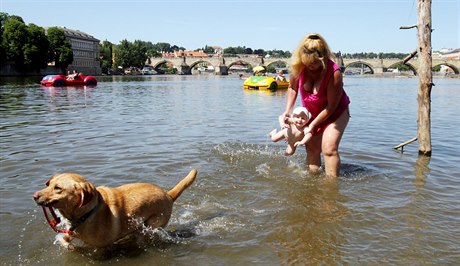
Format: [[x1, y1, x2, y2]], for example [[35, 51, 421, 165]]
[[150, 59, 177, 74], [433, 63, 459, 74], [387, 62, 417, 75], [151, 59, 175, 69], [404, 63, 417, 75], [189, 60, 214, 69], [344, 60, 375, 74], [266, 59, 289, 70], [228, 59, 253, 69]]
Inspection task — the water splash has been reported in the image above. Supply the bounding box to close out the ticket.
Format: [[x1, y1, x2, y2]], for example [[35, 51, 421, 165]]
[[17, 210, 38, 264]]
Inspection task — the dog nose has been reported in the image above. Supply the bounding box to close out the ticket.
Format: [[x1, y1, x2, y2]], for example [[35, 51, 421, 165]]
[[33, 191, 40, 200]]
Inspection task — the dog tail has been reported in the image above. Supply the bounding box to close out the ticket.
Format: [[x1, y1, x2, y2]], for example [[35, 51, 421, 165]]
[[167, 169, 197, 201]]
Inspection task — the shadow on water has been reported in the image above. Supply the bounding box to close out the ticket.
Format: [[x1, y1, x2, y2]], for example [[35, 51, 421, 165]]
[[412, 155, 431, 187], [0, 76, 42, 87]]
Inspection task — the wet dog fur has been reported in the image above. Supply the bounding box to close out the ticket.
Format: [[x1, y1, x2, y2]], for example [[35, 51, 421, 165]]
[[33, 169, 197, 252]]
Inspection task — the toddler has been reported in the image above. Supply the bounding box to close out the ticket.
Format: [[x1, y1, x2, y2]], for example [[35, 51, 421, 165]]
[[269, 107, 312, 156]]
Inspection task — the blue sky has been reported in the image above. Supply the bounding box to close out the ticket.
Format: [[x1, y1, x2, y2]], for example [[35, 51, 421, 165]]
[[1, 0, 458, 53]]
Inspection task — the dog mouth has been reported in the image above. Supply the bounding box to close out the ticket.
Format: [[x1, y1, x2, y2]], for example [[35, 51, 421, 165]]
[[34, 197, 58, 207]]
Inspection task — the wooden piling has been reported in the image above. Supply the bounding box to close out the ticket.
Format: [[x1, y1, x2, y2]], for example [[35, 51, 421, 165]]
[[416, 0, 433, 156]]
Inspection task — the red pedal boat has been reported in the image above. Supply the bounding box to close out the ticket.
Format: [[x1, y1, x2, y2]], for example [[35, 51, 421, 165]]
[[40, 73, 97, 87]]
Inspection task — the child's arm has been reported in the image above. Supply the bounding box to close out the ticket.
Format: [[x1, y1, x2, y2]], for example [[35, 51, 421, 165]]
[[294, 128, 313, 147]]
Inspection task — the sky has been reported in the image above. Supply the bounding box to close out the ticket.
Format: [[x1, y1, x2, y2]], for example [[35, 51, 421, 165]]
[[1, 0, 459, 54]]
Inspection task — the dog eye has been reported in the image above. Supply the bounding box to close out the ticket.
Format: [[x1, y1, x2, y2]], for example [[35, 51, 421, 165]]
[[54, 186, 62, 192]]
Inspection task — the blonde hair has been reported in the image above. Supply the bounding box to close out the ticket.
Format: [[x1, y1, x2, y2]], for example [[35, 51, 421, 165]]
[[289, 33, 334, 78]]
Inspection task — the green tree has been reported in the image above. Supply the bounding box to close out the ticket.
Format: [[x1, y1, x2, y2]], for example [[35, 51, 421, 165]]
[[100, 40, 113, 74], [47, 27, 73, 73], [202, 45, 215, 54], [132, 40, 147, 68], [143, 41, 161, 58], [0, 12, 9, 63], [223, 47, 236, 55], [432, 65, 441, 72], [24, 23, 49, 72], [1, 13, 49, 72], [114, 39, 134, 68], [253, 49, 264, 55], [115, 39, 167, 69], [153, 42, 171, 53], [2, 18, 28, 71]]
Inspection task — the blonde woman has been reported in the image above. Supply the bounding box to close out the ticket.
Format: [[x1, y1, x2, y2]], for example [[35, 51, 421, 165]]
[[281, 33, 350, 178]]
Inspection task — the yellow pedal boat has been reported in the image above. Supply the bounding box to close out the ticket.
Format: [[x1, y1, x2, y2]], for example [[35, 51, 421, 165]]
[[243, 76, 289, 91]]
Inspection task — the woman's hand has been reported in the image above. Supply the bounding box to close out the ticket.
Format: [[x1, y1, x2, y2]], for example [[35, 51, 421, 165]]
[[281, 112, 290, 129]]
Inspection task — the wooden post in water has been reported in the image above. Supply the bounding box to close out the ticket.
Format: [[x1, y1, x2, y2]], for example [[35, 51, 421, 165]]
[[416, 0, 433, 156], [396, 0, 433, 154]]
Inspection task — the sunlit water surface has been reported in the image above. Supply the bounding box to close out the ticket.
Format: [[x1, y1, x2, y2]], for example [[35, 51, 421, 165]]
[[1, 75, 459, 265]]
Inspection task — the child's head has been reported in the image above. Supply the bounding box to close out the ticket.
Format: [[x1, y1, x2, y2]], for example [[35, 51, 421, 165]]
[[292, 107, 311, 127]]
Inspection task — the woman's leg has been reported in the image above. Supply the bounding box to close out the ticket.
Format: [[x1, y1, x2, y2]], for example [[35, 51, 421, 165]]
[[321, 109, 350, 178]]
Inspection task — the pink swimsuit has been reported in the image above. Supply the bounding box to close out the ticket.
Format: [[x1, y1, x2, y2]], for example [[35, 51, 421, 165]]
[[298, 59, 350, 133]]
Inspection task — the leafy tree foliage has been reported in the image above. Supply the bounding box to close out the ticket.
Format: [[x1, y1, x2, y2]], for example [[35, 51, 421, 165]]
[[2, 18, 28, 71], [201, 45, 215, 54], [0, 13, 73, 73], [24, 24, 49, 72], [132, 40, 147, 67], [46, 27, 73, 73], [114, 40, 186, 69], [114, 39, 134, 68], [223, 45, 291, 58], [152, 42, 171, 53], [0, 12, 8, 62], [142, 41, 162, 58], [99, 40, 113, 74]]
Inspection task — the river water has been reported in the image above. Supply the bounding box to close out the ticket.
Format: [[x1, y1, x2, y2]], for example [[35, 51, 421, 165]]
[[1, 75, 459, 265]]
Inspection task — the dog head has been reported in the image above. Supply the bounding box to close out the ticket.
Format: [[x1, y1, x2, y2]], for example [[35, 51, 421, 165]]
[[33, 173, 97, 218]]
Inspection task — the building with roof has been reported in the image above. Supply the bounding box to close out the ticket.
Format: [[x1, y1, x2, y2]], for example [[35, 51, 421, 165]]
[[162, 50, 210, 58], [440, 48, 460, 60], [61, 27, 101, 76]]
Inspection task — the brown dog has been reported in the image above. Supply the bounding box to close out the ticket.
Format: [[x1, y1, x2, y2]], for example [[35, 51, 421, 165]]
[[33, 169, 197, 250]]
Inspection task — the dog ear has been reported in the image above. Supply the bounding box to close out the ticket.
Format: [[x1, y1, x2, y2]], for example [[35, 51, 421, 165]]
[[78, 182, 95, 208]]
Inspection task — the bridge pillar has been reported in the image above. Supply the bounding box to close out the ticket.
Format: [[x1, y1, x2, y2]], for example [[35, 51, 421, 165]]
[[176, 57, 191, 75], [215, 57, 228, 75], [374, 67, 386, 74], [178, 65, 191, 75], [215, 65, 228, 75], [373, 58, 387, 74]]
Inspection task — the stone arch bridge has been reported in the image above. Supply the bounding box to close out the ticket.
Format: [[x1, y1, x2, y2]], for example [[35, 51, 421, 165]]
[[147, 55, 460, 75]]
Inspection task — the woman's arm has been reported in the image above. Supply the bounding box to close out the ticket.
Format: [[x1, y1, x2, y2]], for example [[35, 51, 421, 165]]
[[284, 76, 299, 116]]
